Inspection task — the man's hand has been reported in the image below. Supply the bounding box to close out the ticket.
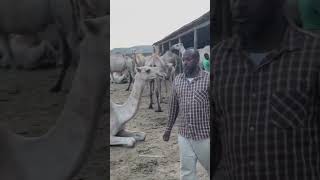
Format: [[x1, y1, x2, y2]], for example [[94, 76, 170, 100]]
[[163, 130, 171, 141]]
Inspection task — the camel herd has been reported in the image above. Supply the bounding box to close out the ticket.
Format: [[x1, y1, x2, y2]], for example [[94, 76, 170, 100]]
[[110, 43, 210, 147]]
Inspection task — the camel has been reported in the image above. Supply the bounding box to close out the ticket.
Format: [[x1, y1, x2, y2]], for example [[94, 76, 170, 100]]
[[145, 54, 170, 112], [110, 53, 135, 91], [110, 66, 165, 147], [9, 34, 58, 69], [132, 53, 147, 67], [0, 0, 83, 92], [171, 43, 210, 70], [0, 15, 108, 180], [160, 49, 181, 95]]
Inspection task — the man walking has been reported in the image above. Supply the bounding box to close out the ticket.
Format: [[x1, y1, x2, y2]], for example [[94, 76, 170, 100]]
[[163, 48, 210, 179], [211, 0, 320, 179]]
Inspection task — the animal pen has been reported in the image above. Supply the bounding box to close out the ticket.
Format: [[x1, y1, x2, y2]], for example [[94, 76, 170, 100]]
[[153, 11, 210, 55]]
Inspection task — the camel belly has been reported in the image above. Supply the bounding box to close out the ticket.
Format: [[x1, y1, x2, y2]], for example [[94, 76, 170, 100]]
[[0, 0, 50, 33]]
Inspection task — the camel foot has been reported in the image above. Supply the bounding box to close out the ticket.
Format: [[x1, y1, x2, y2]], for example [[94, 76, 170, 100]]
[[110, 136, 136, 147], [155, 109, 163, 112], [148, 105, 153, 109], [125, 138, 136, 147], [117, 130, 146, 141]]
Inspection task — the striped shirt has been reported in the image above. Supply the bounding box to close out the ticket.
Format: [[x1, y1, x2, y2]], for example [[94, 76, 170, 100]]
[[211, 26, 320, 179], [166, 70, 210, 140]]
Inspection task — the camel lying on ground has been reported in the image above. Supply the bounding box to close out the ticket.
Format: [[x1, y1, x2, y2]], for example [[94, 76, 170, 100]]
[[110, 66, 165, 147], [9, 35, 58, 69], [110, 53, 135, 91], [0, 0, 83, 92], [0, 15, 108, 180]]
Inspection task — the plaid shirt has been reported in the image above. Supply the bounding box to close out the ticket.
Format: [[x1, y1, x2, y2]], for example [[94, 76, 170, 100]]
[[166, 70, 210, 140], [211, 27, 320, 179]]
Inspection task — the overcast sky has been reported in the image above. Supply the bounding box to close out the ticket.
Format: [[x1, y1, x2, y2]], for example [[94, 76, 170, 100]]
[[110, 0, 210, 49]]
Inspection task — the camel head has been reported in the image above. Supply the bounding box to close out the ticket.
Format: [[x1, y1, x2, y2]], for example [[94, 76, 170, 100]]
[[171, 43, 184, 51], [135, 66, 165, 81]]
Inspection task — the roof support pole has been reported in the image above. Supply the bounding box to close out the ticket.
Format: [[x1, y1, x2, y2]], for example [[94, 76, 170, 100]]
[[194, 28, 198, 49]]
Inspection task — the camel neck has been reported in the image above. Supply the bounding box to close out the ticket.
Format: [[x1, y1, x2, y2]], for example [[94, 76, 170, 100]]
[[117, 76, 146, 125]]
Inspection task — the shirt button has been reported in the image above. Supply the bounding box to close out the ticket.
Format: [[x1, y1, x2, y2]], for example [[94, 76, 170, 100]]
[[249, 126, 255, 131]]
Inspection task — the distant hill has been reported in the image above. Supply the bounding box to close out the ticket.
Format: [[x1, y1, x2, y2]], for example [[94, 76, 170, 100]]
[[111, 45, 153, 55]]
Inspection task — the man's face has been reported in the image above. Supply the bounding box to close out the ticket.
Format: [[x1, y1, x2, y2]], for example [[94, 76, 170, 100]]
[[230, 0, 280, 34], [182, 51, 199, 75]]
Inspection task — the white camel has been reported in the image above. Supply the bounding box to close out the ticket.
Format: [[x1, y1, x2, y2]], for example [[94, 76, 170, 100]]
[[145, 54, 169, 112], [110, 66, 165, 147], [0, 15, 108, 180], [110, 53, 135, 91]]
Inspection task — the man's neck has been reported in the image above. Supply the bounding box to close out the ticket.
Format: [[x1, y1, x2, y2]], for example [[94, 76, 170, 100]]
[[242, 16, 288, 53], [185, 67, 200, 78]]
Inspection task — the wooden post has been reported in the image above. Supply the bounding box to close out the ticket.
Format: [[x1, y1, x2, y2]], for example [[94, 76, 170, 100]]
[[161, 44, 164, 54], [194, 28, 198, 49]]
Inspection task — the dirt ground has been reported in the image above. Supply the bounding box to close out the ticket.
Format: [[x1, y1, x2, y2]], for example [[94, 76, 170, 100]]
[[110, 82, 209, 180], [0, 68, 107, 180]]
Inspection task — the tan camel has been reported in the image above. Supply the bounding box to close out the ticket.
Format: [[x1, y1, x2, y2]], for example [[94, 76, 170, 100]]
[[132, 53, 147, 67], [0, 0, 83, 92], [160, 49, 181, 95], [110, 66, 165, 147], [0, 15, 108, 180]]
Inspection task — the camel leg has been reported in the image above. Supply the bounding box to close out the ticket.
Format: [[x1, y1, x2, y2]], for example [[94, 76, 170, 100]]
[[110, 135, 136, 147], [155, 80, 162, 112], [117, 129, 146, 141], [50, 30, 72, 93], [125, 73, 132, 91], [0, 34, 13, 68], [148, 80, 153, 109], [159, 79, 164, 103], [110, 73, 115, 83]]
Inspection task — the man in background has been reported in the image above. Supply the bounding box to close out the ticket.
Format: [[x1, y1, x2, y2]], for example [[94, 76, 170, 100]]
[[202, 53, 210, 72]]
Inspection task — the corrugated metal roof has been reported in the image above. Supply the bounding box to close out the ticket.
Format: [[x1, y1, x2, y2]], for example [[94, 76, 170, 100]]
[[153, 11, 210, 45]]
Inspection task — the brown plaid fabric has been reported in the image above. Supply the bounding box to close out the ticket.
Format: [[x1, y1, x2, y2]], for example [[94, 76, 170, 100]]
[[166, 70, 210, 140], [211, 26, 320, 179]]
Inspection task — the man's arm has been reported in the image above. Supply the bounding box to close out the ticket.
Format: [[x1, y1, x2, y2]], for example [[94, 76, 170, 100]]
[[163, 80, 179, 141], [166, 81, 179, 131]]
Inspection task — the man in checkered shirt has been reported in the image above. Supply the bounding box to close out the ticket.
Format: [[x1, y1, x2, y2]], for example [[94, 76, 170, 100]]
[[211, 0, 320, 179], [163, 48, 210, 179]]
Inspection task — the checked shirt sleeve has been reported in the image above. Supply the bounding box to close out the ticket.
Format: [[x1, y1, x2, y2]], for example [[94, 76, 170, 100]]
[[165, 80, 179, 132]]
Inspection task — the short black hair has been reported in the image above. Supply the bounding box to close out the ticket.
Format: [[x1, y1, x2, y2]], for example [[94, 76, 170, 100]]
[[183, 47, 200, 60]]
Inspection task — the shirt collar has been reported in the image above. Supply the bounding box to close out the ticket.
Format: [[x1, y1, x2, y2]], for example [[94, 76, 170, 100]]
[[182, 68, 205, 80]]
